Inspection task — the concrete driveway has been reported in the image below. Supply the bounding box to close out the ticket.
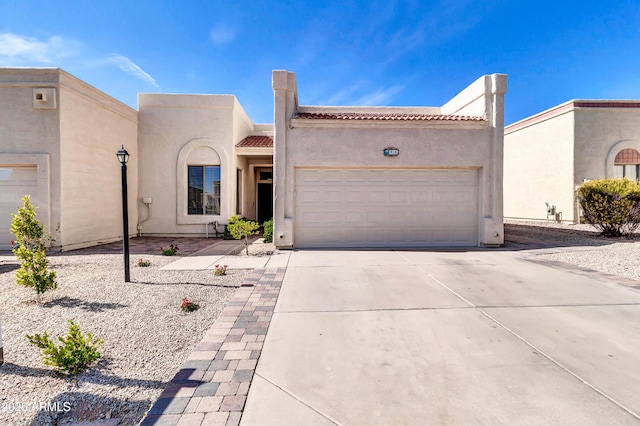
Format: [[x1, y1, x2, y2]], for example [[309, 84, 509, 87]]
[[241, 250, 640, 425]]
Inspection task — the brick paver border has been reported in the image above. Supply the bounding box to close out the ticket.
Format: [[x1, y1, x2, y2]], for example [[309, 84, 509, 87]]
[[141, 267, 285, 426]]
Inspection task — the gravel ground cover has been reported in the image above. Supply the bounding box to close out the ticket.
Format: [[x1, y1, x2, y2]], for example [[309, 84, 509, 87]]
[[505, 220, 640, 282], [0, 246, 250, 425], [1, 227, 636, 424]]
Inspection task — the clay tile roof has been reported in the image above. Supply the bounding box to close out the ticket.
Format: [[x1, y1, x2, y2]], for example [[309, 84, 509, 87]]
[[295, 112, 485, 121], [236, 135, 273, 148]]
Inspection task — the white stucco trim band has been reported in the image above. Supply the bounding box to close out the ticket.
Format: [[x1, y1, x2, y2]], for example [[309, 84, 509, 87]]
[[235, 147, 274, 156]]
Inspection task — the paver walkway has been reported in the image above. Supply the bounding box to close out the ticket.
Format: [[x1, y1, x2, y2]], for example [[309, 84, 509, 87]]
[[141, 268, 285, 426]]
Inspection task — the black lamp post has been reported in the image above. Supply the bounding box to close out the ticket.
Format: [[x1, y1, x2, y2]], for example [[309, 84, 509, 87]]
[[116, 145, 130, 282]]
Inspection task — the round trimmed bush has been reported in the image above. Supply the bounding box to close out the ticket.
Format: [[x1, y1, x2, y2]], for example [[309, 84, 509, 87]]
[[578, 178, 640, 237]]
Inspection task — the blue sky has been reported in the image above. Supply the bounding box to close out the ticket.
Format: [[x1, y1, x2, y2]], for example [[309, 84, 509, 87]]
[[1, 1, 639, 125]]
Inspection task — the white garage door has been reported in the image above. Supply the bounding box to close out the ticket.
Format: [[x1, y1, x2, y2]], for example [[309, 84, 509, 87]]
[[295, 168, 478, 248], [0, 166, 38, 250]]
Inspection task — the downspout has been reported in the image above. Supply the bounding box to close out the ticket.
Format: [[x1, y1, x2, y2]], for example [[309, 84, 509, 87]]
[[138, 198, 152, 237]]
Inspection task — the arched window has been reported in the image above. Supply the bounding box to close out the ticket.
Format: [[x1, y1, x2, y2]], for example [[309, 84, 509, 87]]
[[186, 146, 221, 215], [614, 148, 640, 180]]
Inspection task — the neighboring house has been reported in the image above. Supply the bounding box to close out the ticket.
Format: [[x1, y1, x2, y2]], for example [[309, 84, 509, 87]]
[[1, 67, 508, 250], [272, 70, 507, 248], [504, 100, 640, 223], [0, 68, 138, 250]]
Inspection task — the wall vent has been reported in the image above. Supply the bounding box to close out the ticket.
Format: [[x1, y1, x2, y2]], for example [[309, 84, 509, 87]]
[[33, 88, 56, 109]]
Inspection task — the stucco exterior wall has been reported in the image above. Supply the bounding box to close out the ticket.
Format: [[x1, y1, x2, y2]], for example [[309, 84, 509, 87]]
[[504, 110, 575, 221], [58, 71, 138, 249], [273, 71, 507, 248], [0, 69, 61, 244], [234, 154, 249, 217], [138, 94, 250, 236], [574, 107, 640, 182]]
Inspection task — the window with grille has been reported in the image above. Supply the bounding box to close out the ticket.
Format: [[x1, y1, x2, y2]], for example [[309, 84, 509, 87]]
[[188, 165, 221, 215], [614, 148, 640, 180]]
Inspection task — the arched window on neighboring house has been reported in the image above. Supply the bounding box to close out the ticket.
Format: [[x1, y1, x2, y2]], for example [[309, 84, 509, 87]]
[[614, 148, 640, 181]]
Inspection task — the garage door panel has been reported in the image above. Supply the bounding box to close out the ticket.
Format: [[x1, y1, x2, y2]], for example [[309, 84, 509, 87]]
[[453, 190, 473, 203], [369, 190, 387, 203], [453, 170, 477, 183], [1, 166, 38, 249], [432, 190, 451, 203], [295, 168, 478, 248], [454, 230, 475, 243], [324, 190, 343, 203], [366, 210, 386, 224], [299, 188, 322, 203], [410, 190, 428, 202], [389, 191, 407, 203], [345, 190, 364, 203]]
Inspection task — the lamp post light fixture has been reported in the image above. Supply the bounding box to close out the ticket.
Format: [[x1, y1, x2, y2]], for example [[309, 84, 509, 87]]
[[116, 145, 131, 282], [0, 316, 4, 365]]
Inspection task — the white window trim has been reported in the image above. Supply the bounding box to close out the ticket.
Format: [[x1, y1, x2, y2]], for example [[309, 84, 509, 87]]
[[605, 140, 640, 178], [176, 139, 226, 224]]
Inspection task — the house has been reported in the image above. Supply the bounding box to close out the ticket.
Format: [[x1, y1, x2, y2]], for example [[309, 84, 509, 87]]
[[504, 100, 640, 223], [136, 94, 273, 238], [1, 67, 507, 250], [0, 68, 138, 250], [272, 70, 507, 248]]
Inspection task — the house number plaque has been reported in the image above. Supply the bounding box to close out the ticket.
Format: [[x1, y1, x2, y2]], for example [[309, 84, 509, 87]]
[[383, 147, 399, 157]]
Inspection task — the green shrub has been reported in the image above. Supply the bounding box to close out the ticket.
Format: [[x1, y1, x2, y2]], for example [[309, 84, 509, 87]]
[[11, 195, 57, 303], [161, 244, 179, 256], [224, 216, 248, 239], [26, 320, 104, 375], [263, 218, 273, 243], [578, 178, 640, 237], [227, 215, 260, 255]]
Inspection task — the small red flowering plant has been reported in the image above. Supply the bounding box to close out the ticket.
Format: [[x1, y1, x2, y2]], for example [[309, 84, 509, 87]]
[[213, 264, 228, 276], [181, 298, 200, 312], [137, 258, 151, 267]]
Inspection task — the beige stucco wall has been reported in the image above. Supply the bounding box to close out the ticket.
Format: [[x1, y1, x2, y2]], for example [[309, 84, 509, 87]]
[[504, 109, 575, 221], [574, 107, 640, 182], [137, 94, 258, 236], [0, 70, 60, 249], [58, 71, 138, 249], [273, 71, 507, 248], [231, 103, 274, 221]]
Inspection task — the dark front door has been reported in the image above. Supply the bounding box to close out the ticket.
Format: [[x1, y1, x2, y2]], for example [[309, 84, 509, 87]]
[[257, 183, 273, 224]]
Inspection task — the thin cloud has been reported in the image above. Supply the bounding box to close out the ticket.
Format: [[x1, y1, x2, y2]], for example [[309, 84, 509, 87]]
[[108, 54, 159, 88], [324, 81, 365, 105], [355, 85, 405, 106], [210, 24, 237, 46], [0, 33, 76, 64]]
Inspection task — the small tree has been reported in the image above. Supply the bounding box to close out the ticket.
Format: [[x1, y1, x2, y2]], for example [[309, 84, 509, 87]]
[[26, 320, 104, 375], [578, 178, 640, 237], [10, 195, 57, 303], [227, 216, 260, 255]]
